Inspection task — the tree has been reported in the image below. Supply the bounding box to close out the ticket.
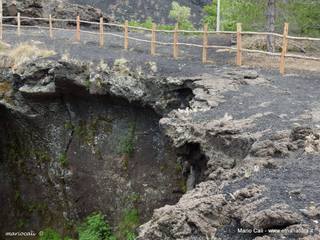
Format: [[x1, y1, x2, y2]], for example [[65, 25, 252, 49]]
[[169, 1, 194, 30], [202, 0, 320, 36], [266, 0, 276, 52]]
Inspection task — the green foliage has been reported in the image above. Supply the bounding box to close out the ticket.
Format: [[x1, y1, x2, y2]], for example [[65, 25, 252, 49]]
[[84, 79, 91, 90], [129, 17, 153, 29], [128, 18, 174, 31], [125, 193, 140, 205], [203, 2, 217, 29], [157, 24, 175, 31], [117, 209, 139, 240], [202, 0, 320, 36], [34, 150, 51, 164], [39, 228, 72, 240], [118, 123, 136, 157], [64, 121, 74, 131], [282, 0, 320, 37], [175, 162, 183, 174], [78, 212, 115, 240], [40, 228, 62, 240], [125, 232, 136, 240], [39, 210, 141, 240], [202, 0, 265, 31], [74, 119, 99, 146], [169, 1, 194, 30], [178, 179, 187, 193], [59, 153, 68, 167]]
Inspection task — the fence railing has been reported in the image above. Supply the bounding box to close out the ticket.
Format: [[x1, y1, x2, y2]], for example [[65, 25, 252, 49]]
[[0, 13, 320, 75]]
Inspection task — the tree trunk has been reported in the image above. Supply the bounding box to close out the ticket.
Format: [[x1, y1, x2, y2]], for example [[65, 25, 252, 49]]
[[266, 0, 276, 52]]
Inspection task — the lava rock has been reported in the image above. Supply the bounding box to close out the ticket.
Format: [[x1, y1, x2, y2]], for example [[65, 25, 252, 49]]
[[241, 204, 302, 230]]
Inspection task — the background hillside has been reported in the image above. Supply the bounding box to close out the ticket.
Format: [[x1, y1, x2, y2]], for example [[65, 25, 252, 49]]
[[69, 0, 211, 24]]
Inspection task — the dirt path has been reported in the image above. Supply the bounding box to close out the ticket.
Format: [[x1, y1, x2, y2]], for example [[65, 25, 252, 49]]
[[3, 25, 234, 69]]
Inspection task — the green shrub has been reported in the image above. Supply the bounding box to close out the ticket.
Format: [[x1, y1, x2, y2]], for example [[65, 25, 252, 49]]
[[39, 228, 62, 240], [282, 1, 320, 37], [78, 212, 114, 240], [117, 209, 139, 240], [157, 25, 175, 31], [203, 3, 217, 29], [129, 18, 174, 31], [58, 153, 68, 167], [118, 123, 136, 157], [39, 210, 141, 240], [125, 232, 136, 240], [169, 1, 194, 30], [129, 17, 153, 29], [202, 0, 261, 31], [202, 0, 320, 36]]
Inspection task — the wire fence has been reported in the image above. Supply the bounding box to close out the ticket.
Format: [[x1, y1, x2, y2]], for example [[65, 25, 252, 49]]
[[0, 14, 319, 74]]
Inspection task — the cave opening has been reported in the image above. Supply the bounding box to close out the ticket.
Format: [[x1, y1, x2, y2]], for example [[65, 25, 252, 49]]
[[0, 94, 184, 236]]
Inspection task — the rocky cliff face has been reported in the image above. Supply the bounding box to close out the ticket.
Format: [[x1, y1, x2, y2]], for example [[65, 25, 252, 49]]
[[2, 0, 210, 25], [137, 69, 320, 239], [2, 0, 110, 24], [1, 40, 320, 239], [0, 56, 197, 234], [69, 0, 211, 24]]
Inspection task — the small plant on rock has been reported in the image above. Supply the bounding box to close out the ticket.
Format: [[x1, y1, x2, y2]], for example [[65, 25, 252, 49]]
[[117, 209, 139, 240], [118, 122, 136, 157], [39, 228, 62, 240], [78, 212, 115, 240], [59, 153, 68, 167]]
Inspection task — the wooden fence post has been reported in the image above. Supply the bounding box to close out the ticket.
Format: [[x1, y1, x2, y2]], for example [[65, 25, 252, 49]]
[[0, 0, 3, 40], [49, 14, 53, 38], [280, 23, 289, 75], [99, 17, 104, 48], [151, 23, 156, 55], [236, 23, 242, 66], [17, 12, 21, 36], [202, 24, 208, 64], [76, 15, 80, 42], [124, 20, 129, 50], [173, 24, 179, 59], [0, 16, 2, 40]]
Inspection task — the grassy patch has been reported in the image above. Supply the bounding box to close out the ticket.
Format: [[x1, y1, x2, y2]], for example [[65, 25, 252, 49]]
[[117, 209, 139, 240], [178, 179, 187, 194], [84, 78, 91, 90], [125, 193, 140, 205], [9, 43, 56, 67], [74, 120, 97, 145], [34, 150, 51, 164], [39, 210, 140, 240], [64, 121, 74, 131], [118, 122, 136, 157], [39, 228, 62, 240], [58, 153, 68, 167], [129, 18, 174, 31], [78, 212, 115, 240]]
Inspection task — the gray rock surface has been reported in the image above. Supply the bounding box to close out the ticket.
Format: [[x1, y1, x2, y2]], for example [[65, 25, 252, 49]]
[[0, 56, 194, 233], [240, 204, 302, 230], [137, 64, 320, 239], [2, 0, 211, 25], [2, 0, 110, 24], [70, 0, 211, 24], [0, 38, 320, 239]]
